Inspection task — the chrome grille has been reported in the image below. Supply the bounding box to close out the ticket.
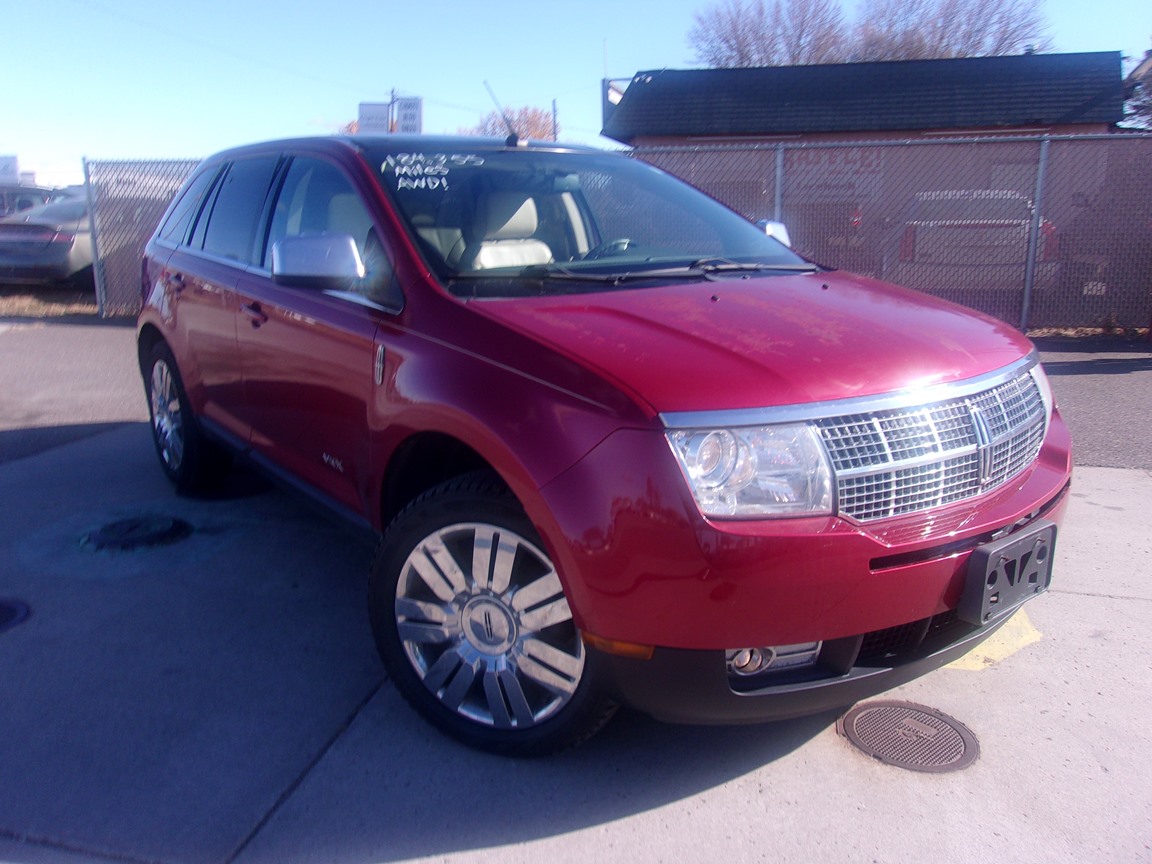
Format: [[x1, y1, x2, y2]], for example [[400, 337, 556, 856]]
[[817, 371, 1047, 522]]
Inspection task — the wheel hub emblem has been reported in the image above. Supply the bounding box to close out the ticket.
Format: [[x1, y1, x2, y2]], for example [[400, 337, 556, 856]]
[[462, 597, 517, 654]]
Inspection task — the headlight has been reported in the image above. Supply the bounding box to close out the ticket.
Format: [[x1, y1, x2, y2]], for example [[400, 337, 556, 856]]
[[666, 424, 833, 518], [1031, 364, 1054, 427]]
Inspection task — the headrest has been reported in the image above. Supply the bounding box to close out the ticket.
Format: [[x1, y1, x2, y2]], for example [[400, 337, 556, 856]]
[[483, 194, 538, 241], [328, 193, 370, 240]]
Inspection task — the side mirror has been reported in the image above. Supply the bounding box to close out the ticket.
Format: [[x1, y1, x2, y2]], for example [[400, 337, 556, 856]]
[[756, 220, 792, 248], [272, 234, 365, 288]]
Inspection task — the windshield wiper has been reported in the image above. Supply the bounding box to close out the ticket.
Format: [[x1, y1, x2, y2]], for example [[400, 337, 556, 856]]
[[519, 263, 710, 283], [454, 258, 821, 290], [691, 257, 820, 274]]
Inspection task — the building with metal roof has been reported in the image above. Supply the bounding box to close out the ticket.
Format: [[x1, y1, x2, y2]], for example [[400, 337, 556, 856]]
[[602, 52, 1126, 145]]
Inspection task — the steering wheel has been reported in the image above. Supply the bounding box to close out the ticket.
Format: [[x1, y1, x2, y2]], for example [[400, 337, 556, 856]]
[[582, 237, 633, 260]]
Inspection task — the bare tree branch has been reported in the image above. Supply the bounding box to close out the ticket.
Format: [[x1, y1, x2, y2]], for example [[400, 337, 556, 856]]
[[460, 106, 557, 141], [1124, 48, 1152, 129], [774, 0, 850, 65], [689, 0, 779, 67], [689, 0, 1050, 67]]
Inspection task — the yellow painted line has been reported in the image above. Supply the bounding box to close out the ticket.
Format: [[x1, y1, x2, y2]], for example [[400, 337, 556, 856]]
[[946, 608, 1042, 671]]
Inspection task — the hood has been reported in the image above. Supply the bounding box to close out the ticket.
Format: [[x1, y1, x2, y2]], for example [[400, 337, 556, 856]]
[[472, 271, 1035, 416]]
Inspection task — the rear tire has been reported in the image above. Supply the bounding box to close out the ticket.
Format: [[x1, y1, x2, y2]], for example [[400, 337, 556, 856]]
[[144, 341, 230, 494], [368, 473, 617, 756]]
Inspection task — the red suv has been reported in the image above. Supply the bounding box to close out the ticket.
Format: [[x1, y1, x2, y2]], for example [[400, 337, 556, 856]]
[[138, 137, 1072, 755]]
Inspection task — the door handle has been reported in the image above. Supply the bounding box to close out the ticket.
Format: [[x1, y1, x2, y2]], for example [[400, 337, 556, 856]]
[[374, 345, 385, 386], [241, 303, 268, 327]]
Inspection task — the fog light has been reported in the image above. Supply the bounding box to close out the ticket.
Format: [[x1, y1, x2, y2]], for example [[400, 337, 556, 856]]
[[726, 642, 823, 677], [727, 647, 774, 676]]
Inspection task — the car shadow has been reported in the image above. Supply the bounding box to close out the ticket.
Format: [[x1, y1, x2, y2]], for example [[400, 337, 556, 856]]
[[0, 421, 137, 464], [0, 312, 135, 328], [236, 688, 843, 863], [1041, 356, 1152, 376]]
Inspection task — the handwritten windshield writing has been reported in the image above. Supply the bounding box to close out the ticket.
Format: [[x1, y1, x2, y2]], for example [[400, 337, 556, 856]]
[[381, 153, 485, 191]]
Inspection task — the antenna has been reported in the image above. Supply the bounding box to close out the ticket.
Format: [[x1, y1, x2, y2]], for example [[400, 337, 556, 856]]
[[483, 80, 518, 139]]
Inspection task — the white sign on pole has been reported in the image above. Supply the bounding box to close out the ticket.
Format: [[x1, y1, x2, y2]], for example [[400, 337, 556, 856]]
[[393, 98, 423, 134], [358, 98, 422, 135], [358, 102, 393, 134]]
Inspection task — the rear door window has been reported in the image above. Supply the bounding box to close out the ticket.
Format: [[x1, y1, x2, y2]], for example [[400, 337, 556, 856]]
[[198, 156, 280, 264]]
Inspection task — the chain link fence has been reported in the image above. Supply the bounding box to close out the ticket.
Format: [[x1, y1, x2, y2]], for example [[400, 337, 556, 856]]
[[83, 136, 1152, 329], [83, 159, 198, 316], [635, 135, 1152, 331]]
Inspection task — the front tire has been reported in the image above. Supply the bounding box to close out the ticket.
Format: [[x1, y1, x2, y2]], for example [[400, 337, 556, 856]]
[[368, 474, 616, 755]]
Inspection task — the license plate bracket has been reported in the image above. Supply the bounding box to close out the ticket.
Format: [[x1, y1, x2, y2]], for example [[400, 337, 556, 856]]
[[958, 520, 1057, 626]]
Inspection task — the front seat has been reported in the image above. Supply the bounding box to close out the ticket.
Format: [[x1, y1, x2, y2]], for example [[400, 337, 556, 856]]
[[467, 193, 554, 270]]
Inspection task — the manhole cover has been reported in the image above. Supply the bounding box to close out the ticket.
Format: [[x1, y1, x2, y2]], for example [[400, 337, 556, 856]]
[[0, 600, 30, 634], [83, 516, 193, 551], [837, 700, 980, 773]]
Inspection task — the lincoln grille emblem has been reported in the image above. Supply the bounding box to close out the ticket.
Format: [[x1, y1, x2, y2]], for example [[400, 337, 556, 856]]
[[969, 404, 995, 487]]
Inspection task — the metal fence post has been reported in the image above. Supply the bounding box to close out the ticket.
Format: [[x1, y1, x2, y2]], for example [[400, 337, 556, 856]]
[[82, 158, 106, 318], [774, 144, 785, 222], [1020, 136, 1050, 331]]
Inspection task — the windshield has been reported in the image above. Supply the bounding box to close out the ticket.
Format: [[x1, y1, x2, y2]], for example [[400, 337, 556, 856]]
[[367, 145, 810, 297]]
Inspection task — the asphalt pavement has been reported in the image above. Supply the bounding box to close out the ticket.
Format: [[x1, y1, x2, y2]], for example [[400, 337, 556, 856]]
[[1, 318, 1150, 864]]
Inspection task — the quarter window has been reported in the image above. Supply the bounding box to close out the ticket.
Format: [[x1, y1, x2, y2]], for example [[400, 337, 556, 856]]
[[158, 167, 220, 245]]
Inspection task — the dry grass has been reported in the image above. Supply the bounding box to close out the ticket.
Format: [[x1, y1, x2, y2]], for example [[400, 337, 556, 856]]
[[1028, 326, 1150, 341], [0, 282, 100, 319]]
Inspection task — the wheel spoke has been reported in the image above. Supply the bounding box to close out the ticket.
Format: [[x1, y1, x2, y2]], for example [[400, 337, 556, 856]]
[[500, 669, 536, 726], [409, 537, 467, 602], [489, 533, 519, 595], [396, 596, 451, 624], [471, 527, 497, 591], [425, 536, 469, 593], [440, 657, 478, 710], [522, 637, 583, 680], [511, 569, 564, 613], [471, 528, 520, 594], [482, 668, 513, 728], [398, 620, 455, 646], [396, 597, 457, 646], [421, 647, 464, 693], [517, 652, 580, 696], [519, 596, 573, 632], [482, 667, 536, 728]]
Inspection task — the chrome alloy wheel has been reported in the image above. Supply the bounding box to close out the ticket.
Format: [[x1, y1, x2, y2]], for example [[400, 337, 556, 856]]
[[149, 359, 184, 472], [395, 522, 585, 729]]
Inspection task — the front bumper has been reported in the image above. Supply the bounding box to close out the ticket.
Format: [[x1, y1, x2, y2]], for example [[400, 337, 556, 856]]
[[596, 605, 1018, 724], [538, 408, 1072, 651]]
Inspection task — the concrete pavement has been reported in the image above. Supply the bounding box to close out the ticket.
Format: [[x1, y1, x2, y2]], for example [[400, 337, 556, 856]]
[[1, 320, 1149, 863]]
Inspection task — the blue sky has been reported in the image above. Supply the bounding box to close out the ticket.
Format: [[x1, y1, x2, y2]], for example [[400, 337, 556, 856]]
[[4, 0, 1148, 186]]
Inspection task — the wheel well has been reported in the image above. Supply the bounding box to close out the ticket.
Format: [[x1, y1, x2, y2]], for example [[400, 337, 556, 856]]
[[380, 433, 497, 527], [136, 324, 165, 373]]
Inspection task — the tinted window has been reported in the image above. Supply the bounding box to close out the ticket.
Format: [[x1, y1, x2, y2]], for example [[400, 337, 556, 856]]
[[200, 156, 279, 263], [267, 156, 397, 307], [158, 167, 220, 245]]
